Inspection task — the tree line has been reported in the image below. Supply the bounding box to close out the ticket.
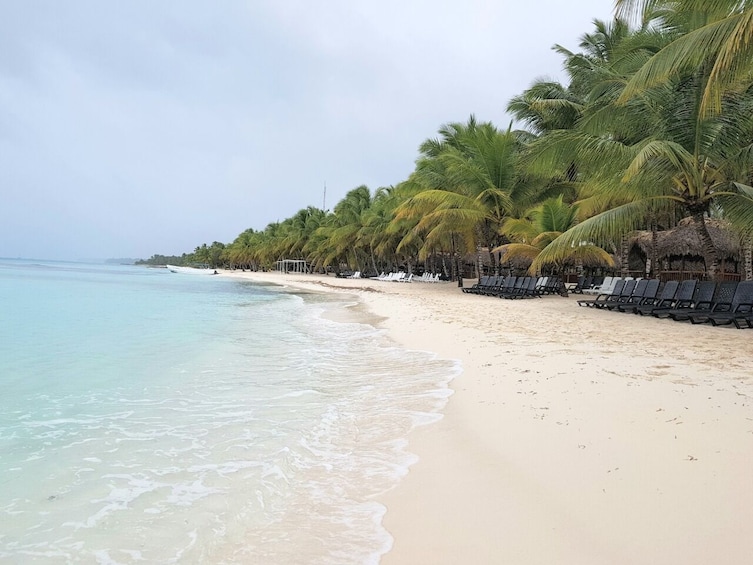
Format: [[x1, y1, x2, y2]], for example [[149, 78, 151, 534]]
[[141, 1, 753, 282]]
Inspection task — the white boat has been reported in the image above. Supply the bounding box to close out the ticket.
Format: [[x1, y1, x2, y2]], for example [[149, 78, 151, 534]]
[[166, 265, 218, 275]]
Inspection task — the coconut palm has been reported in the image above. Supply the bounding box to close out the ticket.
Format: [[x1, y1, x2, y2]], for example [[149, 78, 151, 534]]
[[527, 20, 753, 279], [309, 185, 373, 273], [356, 185, 417, 275], [278, 207, 327, 260], [394, 116, 538, 281], [496, 195, 614, 272], [224, 228, 259, 269], [507, 81, 583, 136]]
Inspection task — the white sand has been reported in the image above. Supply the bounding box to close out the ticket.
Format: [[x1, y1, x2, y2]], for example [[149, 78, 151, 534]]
[[222, 270, 753, 564]]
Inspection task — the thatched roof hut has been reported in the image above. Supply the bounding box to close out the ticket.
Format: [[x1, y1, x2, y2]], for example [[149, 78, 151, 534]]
[[628, 218, 744, 277], [629, 218, 742, 259]]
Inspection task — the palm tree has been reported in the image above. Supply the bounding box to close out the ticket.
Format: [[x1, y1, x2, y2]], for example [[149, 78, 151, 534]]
[[224, 228, 258, 269], [309, 185, 373, 273], [357, 185, 414, 275], [527, 13, 753, 280], [278, 207, 327, 261], [394, 116, 536, 283], [496, 195, 614, 272], [507, 81, 583, 136]]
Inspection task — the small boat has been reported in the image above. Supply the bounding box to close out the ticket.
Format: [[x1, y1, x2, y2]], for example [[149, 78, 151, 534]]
[[166, 265, 218, 275]]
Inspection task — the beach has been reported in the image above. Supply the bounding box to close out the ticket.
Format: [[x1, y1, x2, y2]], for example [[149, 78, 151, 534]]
[[223, 270, 753, 564]]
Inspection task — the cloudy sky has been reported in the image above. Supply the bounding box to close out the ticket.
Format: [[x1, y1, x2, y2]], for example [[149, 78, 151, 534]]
[[1, 1, 615, 261]]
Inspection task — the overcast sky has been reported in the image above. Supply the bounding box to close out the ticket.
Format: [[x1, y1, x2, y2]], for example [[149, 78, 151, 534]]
[[1, 1, 615, 261]]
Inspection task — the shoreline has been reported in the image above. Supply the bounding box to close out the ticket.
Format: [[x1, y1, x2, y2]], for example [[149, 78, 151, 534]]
[[221, 270, 753, 564]]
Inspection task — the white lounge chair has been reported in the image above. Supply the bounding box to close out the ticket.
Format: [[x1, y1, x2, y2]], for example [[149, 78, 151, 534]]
[[583, 276, 613, 295]]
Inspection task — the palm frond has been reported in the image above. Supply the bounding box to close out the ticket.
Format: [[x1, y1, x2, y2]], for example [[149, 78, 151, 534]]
[[623, 139, 695, 182], [618, 15, 743, 108], [717, 184, 753, 234], [498, 243, 542, 263]]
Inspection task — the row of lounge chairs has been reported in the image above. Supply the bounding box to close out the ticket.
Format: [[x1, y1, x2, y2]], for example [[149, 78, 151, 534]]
[[577, 278, 753, 328], [462, 275, 564, 299], [413, 272, 442, 283], [376, 271, 412, 282], [374, 272, 442, 283]]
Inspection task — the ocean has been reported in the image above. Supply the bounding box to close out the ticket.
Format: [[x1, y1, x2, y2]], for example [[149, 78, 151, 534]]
[[0, 260, 457, 564]]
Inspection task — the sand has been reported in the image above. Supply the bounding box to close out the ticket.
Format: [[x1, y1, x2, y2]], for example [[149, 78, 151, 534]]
[[221, 270, 753, 564]]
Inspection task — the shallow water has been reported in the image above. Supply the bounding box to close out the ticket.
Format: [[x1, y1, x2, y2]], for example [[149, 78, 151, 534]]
[[0, 260, 457, 563]]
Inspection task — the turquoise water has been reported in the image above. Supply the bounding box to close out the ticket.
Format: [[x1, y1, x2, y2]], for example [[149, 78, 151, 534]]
[[0, 260, 457, 564]]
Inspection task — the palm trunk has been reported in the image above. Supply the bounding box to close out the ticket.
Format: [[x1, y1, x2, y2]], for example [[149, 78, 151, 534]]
[[744, 236, 752, 281], [450, 234, 463, 287], [620, 233, 629, 278], [449, 235, 457, 282], [476, 245, 483, 281], [650, 215, 659, 279], [690, 211, 719, 280]]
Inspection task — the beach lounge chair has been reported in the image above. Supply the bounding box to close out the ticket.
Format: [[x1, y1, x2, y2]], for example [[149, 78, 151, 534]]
[[668, 281, 732, 322], [534, 276, 548, 294], [567, 275, 587, 294], [688, 281, 753, 326], [416, 272, 436, 283], [597, 279, 638, 310], [674, 281, 736, 322], [498, 276, 527, 298], [629, 280, 677, 315], [503, 276, 539, 299], [589, 276, 604, 291], [577, 279, 625, 308], [486, 276, 515, 297], [660, 280, 718, 321], [481, 276, 505, 295], [541, 276, 563, 295], [732, 293, 753, 327], [708, 281, 753, 327], [649, 280, 698, 318], [612, 278, 658, 312], [386, 271, 402, 282], [469, 275, 494, 295], [462, 275, 491, 294], [583, 276, 614, 295]]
